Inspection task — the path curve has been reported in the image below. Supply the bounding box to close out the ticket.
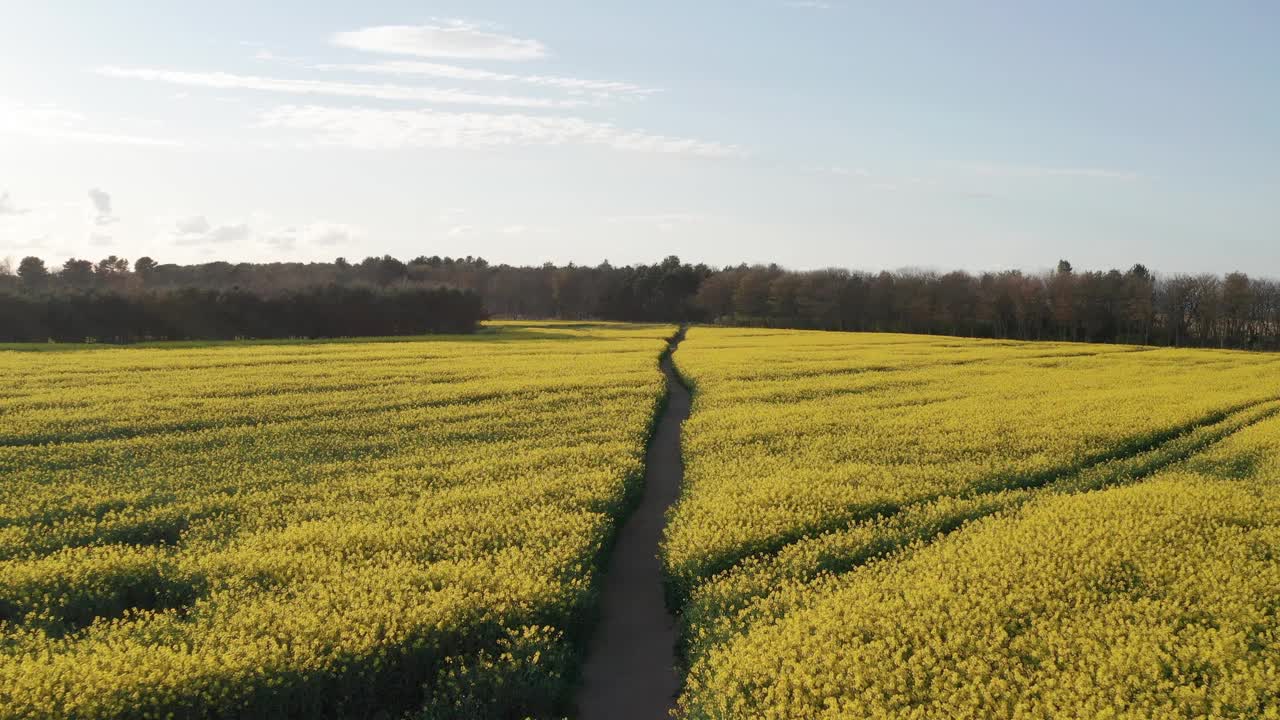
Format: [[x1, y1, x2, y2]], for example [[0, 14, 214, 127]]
[[576, 328, 689, 720]]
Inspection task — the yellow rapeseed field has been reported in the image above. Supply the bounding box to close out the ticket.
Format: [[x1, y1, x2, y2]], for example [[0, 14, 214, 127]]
[[0, 322, 673, 719], [668, 327, 1280, 719], [6, 322, 1280, 719]]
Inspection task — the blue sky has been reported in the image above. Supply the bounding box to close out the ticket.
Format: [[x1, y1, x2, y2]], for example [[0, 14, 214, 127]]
[[1, 1, 1277, 274]]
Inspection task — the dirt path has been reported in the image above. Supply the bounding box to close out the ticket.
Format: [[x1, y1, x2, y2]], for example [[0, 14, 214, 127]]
[[576, 329, 689, 720]]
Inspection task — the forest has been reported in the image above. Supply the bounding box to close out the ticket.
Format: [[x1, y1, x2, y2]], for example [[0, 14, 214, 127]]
[[1, 254, 1277, 348]]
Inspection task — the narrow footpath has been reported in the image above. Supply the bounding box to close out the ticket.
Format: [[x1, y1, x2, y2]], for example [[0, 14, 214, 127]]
[[576, 329, 689, 720]]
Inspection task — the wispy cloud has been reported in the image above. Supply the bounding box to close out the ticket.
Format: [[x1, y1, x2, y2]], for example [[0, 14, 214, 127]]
[[813, 165, 935, 190], [967, 163, 1141, 181], [8, 234, 50, 249], [605, 213, 713, 233], [432, 221, 552, 237], [0, 192, 28, 216], [868, 176, 936, 191], [157, 214, 361, 250], [310, 60, 658, 99], [437, 207, 468, 223], [96, 66, 580, 109], [0, 100, 184, 147], [0, 199, 61, 249], [257, 105, 742, 157], [818, 165, 870, 177], [332, 21, 547, 61], [784, 1, 835, 9], [815, 165, 999, 199]]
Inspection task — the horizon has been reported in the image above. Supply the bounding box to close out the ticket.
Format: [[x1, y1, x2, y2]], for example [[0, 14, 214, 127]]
[[2, 1, 1278, 275], [7, 250, 1272, 283]]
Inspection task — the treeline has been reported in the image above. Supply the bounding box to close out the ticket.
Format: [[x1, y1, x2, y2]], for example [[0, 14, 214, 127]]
[[695, 261, 1280, 350], [2, 254, 1278, 349], [0, 256, 484, 342]]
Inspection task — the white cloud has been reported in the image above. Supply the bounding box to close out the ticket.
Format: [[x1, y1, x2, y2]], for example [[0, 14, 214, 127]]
[[176, 215, 211, 234], [815, 167, 973, 196], [605, 213, 710, 224], [257, 105, 742, 157], [96, 66, 580, 109], [0, 200, 61, 249], [0, 100, 183, 147], [0, 192, 28, 216], [203, 224, 250, 245], [8, 235, 49, 249], [88, 188, 118, 226], [332, 21, 547, 61], [967, 163, 1140, 181], [820, 166, 870, 177], [784, 1, 835, 8], [434, 222, 551, 237], [262, 221, 363, 250], [168, 215, 251, 246], [306, 222, 360, 246], [310, 60, 659, 99], [263, 227, 298, 250], [250, 48, 306, 64]]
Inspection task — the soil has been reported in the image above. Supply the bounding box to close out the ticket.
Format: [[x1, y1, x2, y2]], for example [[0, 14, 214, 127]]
[[575, 331, 690, 719]]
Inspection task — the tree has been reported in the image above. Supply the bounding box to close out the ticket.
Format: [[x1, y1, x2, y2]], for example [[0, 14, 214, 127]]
[[867, 272, 897, 331], [1187, 274, 1223, 347], [693, 269, 739, 321], [551, 265, 589, 318], [1222, 272, 1252, 346], [17, 256, 49, 291], [96, 255, 130, 277], [767, 273, 803, 324], [61, 259, 95, 289], [3, 249, 1279, 350], [898, 272, 935, 332], [1122, 264, 1155, 344], [1159, 275, 1195, 346], [733, 266, 777, 319], [936, 271, 976, 336], [978, 271, 1022, 338], [1049, 260, 1076, 340], [795, 270, 846, 330], [358, 255, 407, 286], [0, 258, 14, 294]]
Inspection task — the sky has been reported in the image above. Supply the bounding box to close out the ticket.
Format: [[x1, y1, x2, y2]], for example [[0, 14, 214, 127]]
[[1, 0, 1277, 275]]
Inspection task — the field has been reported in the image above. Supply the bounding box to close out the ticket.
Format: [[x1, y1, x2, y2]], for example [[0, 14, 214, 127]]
[[667, 328, 1280, 718], [0, 322, 672, 719], [3, 323, 1280, 719]]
